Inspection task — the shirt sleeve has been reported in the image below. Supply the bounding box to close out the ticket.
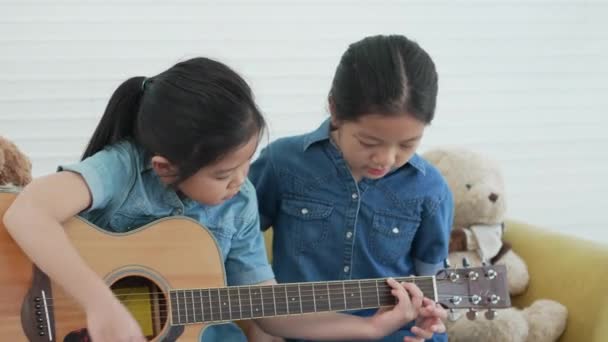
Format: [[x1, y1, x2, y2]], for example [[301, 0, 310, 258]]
[[412, 185, 454, 276], [58, 142, 137, 213], [249, 144, 281, 231], [224, 186, 275, 286]]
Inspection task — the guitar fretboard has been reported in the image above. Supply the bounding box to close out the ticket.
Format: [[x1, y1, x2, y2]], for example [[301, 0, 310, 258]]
[[169, 277, 435, 325]]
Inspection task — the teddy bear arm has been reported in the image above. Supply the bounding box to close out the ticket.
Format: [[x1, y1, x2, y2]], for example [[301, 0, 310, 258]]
[[494, 250, 530, 296]]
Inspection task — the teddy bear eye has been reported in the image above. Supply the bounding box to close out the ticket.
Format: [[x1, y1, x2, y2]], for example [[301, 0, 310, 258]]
[[465, 184, 472, 190]]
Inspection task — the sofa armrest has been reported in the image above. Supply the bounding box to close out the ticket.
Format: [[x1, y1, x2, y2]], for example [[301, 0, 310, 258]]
[[503, 220, 608, 342]]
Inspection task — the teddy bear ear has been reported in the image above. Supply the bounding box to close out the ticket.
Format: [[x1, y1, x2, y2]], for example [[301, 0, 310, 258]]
[[0, 136, 33, 187]]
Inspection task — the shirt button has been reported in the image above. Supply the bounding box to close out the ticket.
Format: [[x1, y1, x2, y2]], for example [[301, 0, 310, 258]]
[[343, 266, 350, 273], [174, 208, 183, 215], [392, 227, 399, 234], [346, 231, 353, 239], [351, 193, 358, 200], [301, 208, 309, 215]]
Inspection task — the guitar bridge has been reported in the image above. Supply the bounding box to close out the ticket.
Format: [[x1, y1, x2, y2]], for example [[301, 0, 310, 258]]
[[22, 266, 56, 341]]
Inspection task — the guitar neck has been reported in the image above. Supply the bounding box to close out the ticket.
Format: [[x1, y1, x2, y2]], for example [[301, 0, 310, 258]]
[[169, 276, 436, 325]]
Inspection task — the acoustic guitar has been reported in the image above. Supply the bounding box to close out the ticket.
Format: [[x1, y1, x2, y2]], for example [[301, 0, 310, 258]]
[[0, 190, 510, 341]]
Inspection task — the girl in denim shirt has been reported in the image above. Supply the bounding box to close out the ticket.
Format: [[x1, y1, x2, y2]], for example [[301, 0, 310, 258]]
[[4, 57, 429, 342], [250, 35, 451, 342]]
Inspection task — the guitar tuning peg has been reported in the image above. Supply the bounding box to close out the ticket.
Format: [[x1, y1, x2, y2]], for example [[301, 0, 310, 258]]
[[447, 308, 459, 322], [462, 257, 470, 268], [485, 268, 497, 279], [466, 308, 478, 320], [485, 309, 497, 320], [444, 258, 452, 268]]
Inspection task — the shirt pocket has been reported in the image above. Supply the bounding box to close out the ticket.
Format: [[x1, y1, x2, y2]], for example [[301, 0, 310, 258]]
[[109, 192, 162, 232], [109, 210, 160, 232], [279, 198, 333, 254], [370, 211, 420, 265]]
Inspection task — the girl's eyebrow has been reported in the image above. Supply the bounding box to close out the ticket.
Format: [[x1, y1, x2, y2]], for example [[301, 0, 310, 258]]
[[357, 133, 422, 144], [215, 149, 257, 174]]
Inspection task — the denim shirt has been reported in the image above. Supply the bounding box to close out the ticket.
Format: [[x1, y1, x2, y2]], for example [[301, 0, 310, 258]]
[[60, 140, 273, 342], [250, 119, 452, 342]]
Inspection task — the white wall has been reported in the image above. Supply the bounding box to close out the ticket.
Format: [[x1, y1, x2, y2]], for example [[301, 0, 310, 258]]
[[1, 0, 607, 243]]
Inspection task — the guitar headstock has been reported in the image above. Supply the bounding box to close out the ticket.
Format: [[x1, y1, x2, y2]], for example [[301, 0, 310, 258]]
[[435, 263, 510, 320]]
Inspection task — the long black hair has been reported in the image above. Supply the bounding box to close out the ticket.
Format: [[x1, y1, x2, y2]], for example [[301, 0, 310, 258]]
[[82, 57, 265, 182], [329, 34, 438, 124]]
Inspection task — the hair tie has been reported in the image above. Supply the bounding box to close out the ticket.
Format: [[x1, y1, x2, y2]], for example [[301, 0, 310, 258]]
[[141, 77, 148, 91]]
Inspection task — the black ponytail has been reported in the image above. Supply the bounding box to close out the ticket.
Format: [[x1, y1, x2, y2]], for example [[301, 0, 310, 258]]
[[80, 58, 265, 183], [82, 76, 146, 160]]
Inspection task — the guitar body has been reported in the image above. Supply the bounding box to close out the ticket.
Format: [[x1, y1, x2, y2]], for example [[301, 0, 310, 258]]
[[0, 192, 226, 341]]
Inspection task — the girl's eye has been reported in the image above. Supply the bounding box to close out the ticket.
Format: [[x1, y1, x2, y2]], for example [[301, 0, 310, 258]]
[[216, 175, 230, 181], [359, 140, 377, 148], [400, 145, 414, 150]]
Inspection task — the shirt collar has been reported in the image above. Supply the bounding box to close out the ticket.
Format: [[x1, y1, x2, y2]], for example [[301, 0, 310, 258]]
[[302, 118, 332, 151]]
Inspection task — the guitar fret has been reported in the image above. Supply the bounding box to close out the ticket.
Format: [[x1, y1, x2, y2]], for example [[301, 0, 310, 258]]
[[251, 286, 263, 318], [297, 284, 303, 313], [249, 286, 254, 318], [178, 290, 185, 323], [299, 283, 314, 313], [375, 279, 381, 306], [208, 289, 214, 321], [230, 287, 243, 319], [170, 291, 179, 324], [342, 282, 347, 309], [190, 290, 196, 323], [286, 284, 300, 314], [228, 287, 239, 320], [261, 287, 265, 317], [313, 283, 329, 312], [343, 281, 361, 310], [327, 282, 332, 311], [272, 286, 277, 315], [236, 287, 243, 320], [358, 280, 363, 307], [274, 284, 288, 316], [312, 284, 317, 312], [217, 288, 222, 321], [328, 283, 345, 311], [184, 290, 190, 323], [261, 286, 276, 317], [199, 289, 206, 322], [284, 285, 290, 314], [227, 288, 232, 320], [238, 287, 252, 320], [360, 280, 378, 308]]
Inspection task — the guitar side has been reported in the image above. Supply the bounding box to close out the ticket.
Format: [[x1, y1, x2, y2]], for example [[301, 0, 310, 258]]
[[0, 192, 228, 341], [0, 193, 36, 341]]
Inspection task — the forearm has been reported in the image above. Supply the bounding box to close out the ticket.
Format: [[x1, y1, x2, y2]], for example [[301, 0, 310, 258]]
[[3, 180, 113, 309], [255, 312, 378, 340]]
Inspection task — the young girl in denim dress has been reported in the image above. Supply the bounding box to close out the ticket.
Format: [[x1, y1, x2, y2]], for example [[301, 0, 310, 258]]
[[4, 57, 432, 341], [250, 35, 451, 342]]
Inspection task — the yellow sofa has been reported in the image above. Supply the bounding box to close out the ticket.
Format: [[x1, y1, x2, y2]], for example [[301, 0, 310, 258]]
[[257, 222, 608, 341], [503, 220, 608, 342]]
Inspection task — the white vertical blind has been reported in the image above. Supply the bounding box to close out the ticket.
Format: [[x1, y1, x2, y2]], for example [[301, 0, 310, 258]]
[[1, 0, 606, 243]]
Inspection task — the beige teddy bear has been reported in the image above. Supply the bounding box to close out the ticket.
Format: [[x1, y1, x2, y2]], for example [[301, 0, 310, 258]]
[[423, 147, 568, 342], [0, 135, 32, 190]]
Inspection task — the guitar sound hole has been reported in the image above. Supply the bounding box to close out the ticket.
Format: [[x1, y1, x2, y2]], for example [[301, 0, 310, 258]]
[[110, 276, 167, 339]]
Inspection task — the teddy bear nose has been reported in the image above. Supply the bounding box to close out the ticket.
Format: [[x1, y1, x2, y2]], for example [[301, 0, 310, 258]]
[[489, 193, 499, 203]]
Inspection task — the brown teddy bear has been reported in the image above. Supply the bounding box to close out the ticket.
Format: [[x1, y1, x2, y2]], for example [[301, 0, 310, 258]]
[[0, 135, 32, 189], [423, 147, 568, 342]]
